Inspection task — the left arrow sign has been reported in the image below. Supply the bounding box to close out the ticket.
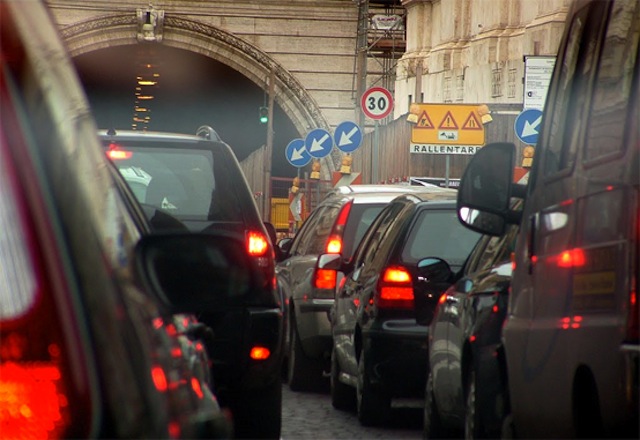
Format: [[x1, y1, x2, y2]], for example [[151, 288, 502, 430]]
[[286, 138, 312, 167]]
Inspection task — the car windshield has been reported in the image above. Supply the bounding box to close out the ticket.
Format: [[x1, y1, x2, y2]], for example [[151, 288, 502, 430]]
[[105, 142, 242, 222], [402, 208, 481, 270]]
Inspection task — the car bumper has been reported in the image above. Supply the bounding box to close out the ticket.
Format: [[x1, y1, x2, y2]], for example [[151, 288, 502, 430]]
[[364, 319, 428, 397]]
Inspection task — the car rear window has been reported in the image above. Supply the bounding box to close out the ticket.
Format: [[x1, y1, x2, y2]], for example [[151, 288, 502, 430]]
[[402, 208, 481, 270], [105, 142, 243, 222], [342, 203, 385, 258]]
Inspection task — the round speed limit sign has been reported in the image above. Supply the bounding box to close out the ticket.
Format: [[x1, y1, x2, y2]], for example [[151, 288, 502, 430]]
[[361, 86, 394, 120]]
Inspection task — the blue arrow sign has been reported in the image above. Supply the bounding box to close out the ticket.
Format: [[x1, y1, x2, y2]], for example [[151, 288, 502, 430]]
[[514, 108, 543, 145], [285, 138, 311, 168], [334, 121, 363, 153], [305, 128, 333, 158]]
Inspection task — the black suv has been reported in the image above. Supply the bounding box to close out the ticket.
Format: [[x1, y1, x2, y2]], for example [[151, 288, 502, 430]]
[[100, 127, 283, 438]]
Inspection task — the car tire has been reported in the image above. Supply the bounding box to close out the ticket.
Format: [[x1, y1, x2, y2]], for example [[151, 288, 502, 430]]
[[424, 368, 447, 439], [229, 379, 282, 439], [287, 313, 320, 391], [465, 368, 487, 439], [331, 346, 356, 411], [356, 352, 390, 426]]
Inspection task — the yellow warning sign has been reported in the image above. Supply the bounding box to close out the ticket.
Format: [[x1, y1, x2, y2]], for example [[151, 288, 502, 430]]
[[410, 104, 485, 146]]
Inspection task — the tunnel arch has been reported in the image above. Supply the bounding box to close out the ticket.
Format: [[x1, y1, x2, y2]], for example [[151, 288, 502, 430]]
[[59, 13, 337, 176]]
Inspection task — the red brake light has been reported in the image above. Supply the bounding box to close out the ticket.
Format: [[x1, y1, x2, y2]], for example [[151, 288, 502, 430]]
[[249, 346, 271, 361], [314, 268, 337, 289], [151, 365, 168, 392], [0, 116, 91, 438], [247, 230, 269, 257], [324, 200, 353, 254], [326, 237, 342, 254], [378, 266, 414, 308], [105, 143, 132, 160]]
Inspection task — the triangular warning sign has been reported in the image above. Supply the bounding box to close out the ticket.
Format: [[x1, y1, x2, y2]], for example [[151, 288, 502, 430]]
[[416, 110, 435, 129], [462, 112, 482, 130], [438, 111, 458, 129]]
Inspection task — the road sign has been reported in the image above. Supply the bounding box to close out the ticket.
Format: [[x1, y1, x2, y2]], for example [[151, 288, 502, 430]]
[[410, 104, 485, 151], [305, 128, 333, 158], [334, 121, 363, 153], [514, 108, 543, 145], [285, 138, 312, 167], [361, 87, 393, 120], [524, 56, 555, 110]]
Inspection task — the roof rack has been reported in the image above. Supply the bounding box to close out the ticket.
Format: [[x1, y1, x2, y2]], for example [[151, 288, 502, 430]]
[[196, 125, 222, 141]]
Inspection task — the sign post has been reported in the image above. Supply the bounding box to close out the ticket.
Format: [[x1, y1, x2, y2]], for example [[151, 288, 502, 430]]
[[361, 87, 393, 183]]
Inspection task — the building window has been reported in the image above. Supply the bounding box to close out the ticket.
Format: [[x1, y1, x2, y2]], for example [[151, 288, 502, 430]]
[[443, 76, 452, 103], [455, 74, 464, 102], [491, 67, 503, 98], [508, 68, 517, 98]]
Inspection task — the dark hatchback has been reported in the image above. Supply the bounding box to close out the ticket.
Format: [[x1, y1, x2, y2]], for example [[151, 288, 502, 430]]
[[327, 193, 481, 426], [276, 184, 456, 391], [99, 127, 283, 438], [422, 224, 519, 439]]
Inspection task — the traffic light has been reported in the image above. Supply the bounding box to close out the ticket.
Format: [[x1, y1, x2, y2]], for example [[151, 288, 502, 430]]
[[259, 106, 268, 124]]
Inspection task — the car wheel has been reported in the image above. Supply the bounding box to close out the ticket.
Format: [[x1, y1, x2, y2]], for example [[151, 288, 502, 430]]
[[423, 368, 447, 439], [287, 313, 320, 391], [356, 352, 390, 426], [465, 368, 486, 439], [228, 379, 282, 439], [331, 346, 356, 411]]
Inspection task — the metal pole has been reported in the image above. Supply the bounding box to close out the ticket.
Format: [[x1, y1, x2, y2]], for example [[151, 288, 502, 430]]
[[445, 155, 450, 187], [264, 69, 275, 221], [372, 120, 379, 184]]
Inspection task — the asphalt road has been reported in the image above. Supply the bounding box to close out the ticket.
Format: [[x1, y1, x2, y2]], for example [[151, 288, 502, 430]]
[[281, 381, 423, 439]]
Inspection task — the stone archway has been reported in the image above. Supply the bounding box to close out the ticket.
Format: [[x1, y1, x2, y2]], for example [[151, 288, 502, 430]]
[[59, 12, 337, 177]]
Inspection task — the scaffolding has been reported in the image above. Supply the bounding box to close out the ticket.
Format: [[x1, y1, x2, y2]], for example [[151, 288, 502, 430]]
[[354, 0, 406, 124]]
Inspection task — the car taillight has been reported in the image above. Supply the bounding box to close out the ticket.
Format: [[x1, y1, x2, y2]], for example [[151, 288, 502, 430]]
[[314, 268, 337, 290], [324, 200, 353, 254], [247, 230, 269, 257], [377, 266, 414, 309], [0, 125, 92, 437], [246, 229, 275, 290]]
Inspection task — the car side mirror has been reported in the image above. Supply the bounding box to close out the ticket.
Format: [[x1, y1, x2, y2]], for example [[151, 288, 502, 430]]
[[133, 232, 263, 314], [276, 237, 293, 261], [414, 257, 454, 326], [457, 142, 515, 236]]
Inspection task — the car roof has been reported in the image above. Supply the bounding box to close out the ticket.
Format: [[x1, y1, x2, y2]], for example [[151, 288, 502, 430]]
[[97, 126, 222, 143], [322, 184, 457, 205]]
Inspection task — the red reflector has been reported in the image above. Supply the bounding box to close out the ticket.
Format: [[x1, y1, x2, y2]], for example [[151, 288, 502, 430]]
[[326, 237, 342, 254], [314, 268, 337, 289], [249, 346, 271, 360], [170, 347, 182, 358], [380, 286, 414, 301], [191, 378, 204, 399], [247, 230, 269, 256], [556, 248, 586, 268], [151, 366, 168, 391], [0, 362, 69, 439]]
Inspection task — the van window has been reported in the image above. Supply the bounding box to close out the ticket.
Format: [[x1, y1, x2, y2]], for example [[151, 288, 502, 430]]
[[584, 0, 640, 162], [543, 2, 607, 176]]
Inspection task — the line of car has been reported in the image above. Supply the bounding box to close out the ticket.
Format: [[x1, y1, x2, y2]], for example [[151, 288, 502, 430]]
[[276, 1, 638, 439]]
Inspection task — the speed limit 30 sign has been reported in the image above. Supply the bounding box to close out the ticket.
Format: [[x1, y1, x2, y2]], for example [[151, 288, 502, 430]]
[[361, 86, 393, 120]]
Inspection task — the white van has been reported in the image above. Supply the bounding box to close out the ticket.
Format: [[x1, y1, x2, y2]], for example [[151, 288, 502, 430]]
[[456, 0, 638, 437]]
